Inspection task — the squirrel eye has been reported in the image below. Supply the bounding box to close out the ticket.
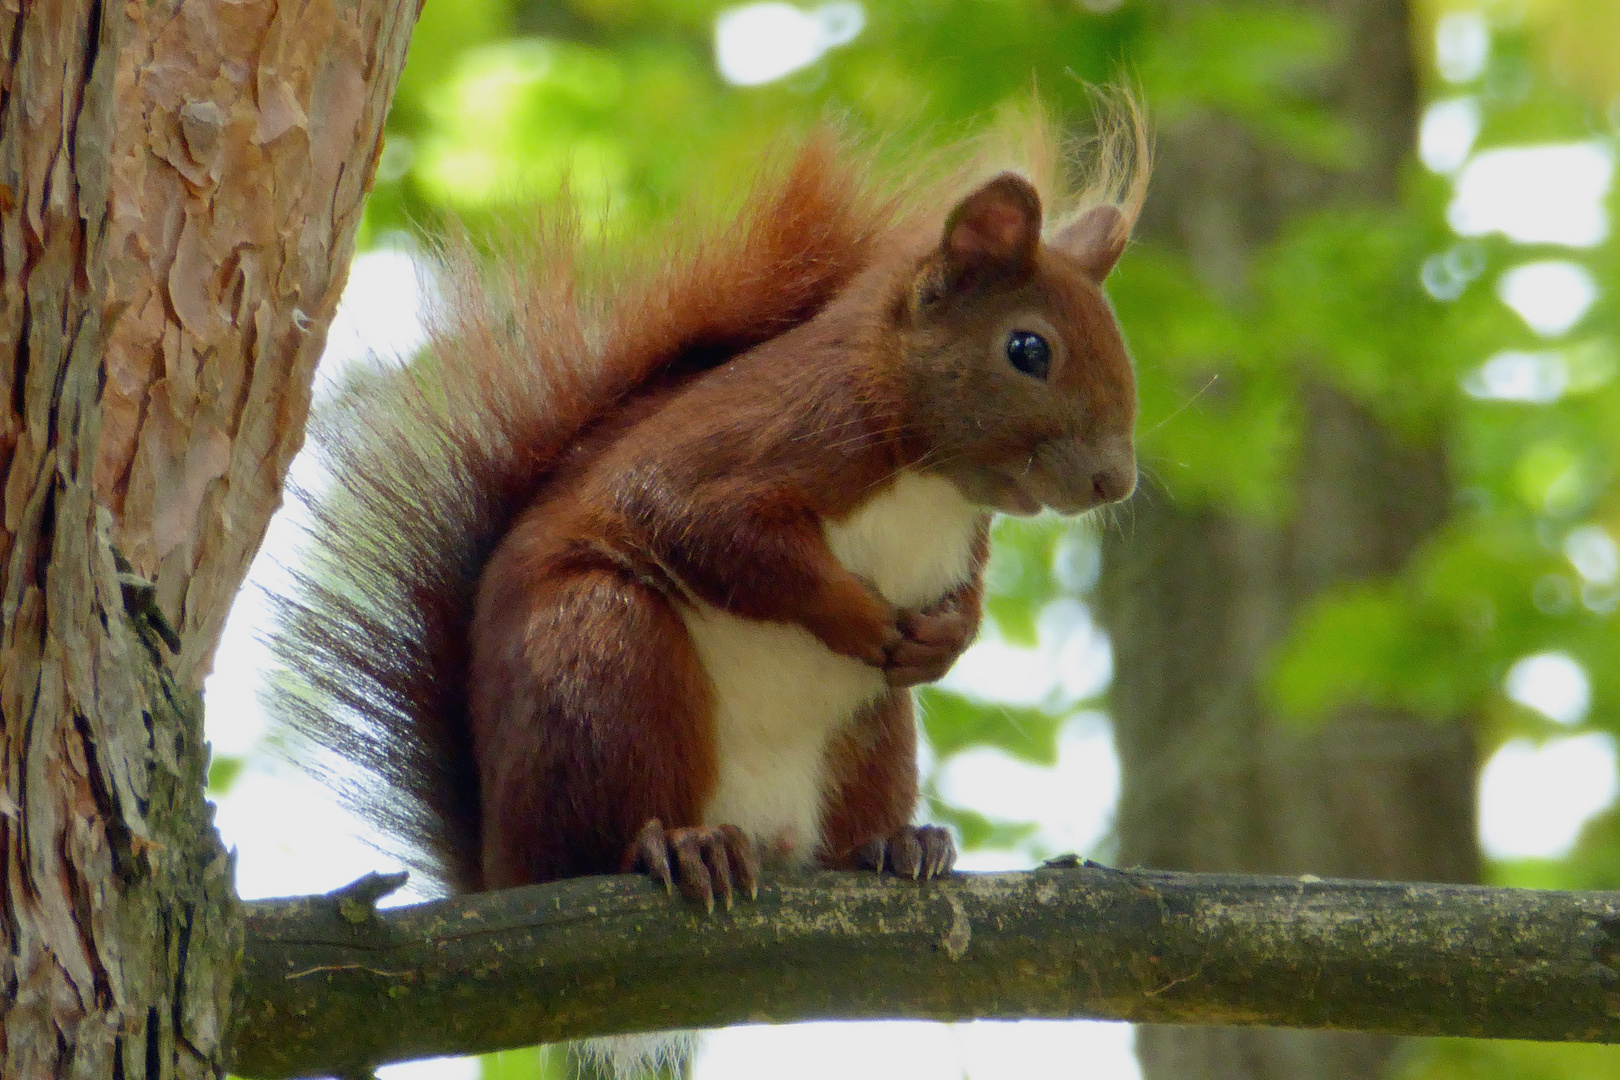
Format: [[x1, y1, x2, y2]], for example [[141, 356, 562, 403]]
[[1005, 330, 1051, 379]]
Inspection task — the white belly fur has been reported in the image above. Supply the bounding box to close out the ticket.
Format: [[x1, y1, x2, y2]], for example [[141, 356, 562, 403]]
[[681, 472, 984, 862]]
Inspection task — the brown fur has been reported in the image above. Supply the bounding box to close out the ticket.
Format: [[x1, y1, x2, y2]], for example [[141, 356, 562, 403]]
[[270, 105, 1149, 895], [818, 692, 924, 864]]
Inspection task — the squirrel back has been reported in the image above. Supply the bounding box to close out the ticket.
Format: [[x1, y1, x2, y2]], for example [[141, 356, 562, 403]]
[[270, 132, 903, 892]]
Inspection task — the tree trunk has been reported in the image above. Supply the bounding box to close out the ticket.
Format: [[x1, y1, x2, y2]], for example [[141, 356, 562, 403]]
[[1098, 1, 1482, 1078], [0, 1, 415, 1076]]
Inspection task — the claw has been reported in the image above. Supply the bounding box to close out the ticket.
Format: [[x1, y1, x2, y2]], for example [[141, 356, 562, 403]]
[[854, 826, 957, 880], [671, 832, 714, 913], [917, 824, 956, 878], [626, 818, 675, 894], [703, 835, 735, 910], [855, 836, 887, 873], [716, 823, 761, 901], [891, 829, 923, 879]]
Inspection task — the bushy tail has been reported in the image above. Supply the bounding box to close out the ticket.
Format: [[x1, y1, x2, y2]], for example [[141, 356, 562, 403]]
[[265, 131, 901, 893]]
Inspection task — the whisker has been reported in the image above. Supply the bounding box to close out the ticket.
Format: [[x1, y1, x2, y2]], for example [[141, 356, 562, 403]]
[[817, 432, 885, 455], [854, 442, 976, 501], [1135, 461, 1166, 489], [788, 414, 876, 443], [1141, 373, 1219, 438]]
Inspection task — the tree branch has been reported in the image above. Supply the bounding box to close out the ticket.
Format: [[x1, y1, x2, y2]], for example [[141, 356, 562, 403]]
[[228, 865, 1620, 1078]]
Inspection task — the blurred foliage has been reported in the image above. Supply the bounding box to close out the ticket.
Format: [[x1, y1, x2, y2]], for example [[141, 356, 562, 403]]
[[320, 0, 1620, 1076], [1398, 1040, 1620, 1080], [206, 753, 243, 795], [473, 1046, 547, 1080]]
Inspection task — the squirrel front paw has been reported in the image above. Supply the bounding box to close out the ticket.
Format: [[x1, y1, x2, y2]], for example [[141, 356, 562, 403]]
[[852, 825, 956, 880], [883, 592, 976, 687], [813, 593, 903, 668], [625, 818, 760, 913]]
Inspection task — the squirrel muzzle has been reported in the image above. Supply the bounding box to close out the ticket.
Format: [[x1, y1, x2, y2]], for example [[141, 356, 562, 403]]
[[1015, 435, 1136, 516]]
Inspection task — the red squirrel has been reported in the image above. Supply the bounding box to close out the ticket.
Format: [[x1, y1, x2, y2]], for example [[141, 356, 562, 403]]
[[270, 106, 1149, 911]]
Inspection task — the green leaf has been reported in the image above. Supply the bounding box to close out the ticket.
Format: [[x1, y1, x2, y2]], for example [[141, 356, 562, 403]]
[[479, 1045, 550, 1080], [917, 687, 1064, 766], [982, 516, 1065, 645], [925, 799, 1040, 852], [1263, 576, 1483, 725], [1400, 1039, 1620, 1080], [206, 755, 244, 796]]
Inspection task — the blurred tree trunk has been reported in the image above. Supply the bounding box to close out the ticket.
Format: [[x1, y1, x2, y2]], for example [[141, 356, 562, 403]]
[[1097, 1, 1482, 1078], [0, 1, 414, 1076]]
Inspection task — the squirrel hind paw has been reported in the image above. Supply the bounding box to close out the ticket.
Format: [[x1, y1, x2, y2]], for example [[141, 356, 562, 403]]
[[855, 825, 957, 880], [626, 819, 761, 913]]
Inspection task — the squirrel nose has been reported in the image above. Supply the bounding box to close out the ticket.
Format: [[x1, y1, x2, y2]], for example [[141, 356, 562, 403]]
[[1083, 437, 1136, 507], [1091, 461, 1136, 505], [1026, 436, 1137, 514]]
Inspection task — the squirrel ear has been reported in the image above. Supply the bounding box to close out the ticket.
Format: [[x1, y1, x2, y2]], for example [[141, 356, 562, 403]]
[[1052, 204, 1128, 282], [926, 173, 1042, 302]]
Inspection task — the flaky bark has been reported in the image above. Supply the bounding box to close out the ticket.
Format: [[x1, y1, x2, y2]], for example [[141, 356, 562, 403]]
[[230, 867, 1620, 1079], [101, 0, 419, 687], [0, 1, 416, 1077], [1098, 1, 1477, 1078]]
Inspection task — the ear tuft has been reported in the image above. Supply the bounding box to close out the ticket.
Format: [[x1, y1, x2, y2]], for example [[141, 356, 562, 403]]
[[929, 173, 1042, 300], [1053, 204, 1128, 281]]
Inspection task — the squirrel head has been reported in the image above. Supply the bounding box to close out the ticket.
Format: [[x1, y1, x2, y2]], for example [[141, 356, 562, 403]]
[[897, 172, 1137, 517]]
